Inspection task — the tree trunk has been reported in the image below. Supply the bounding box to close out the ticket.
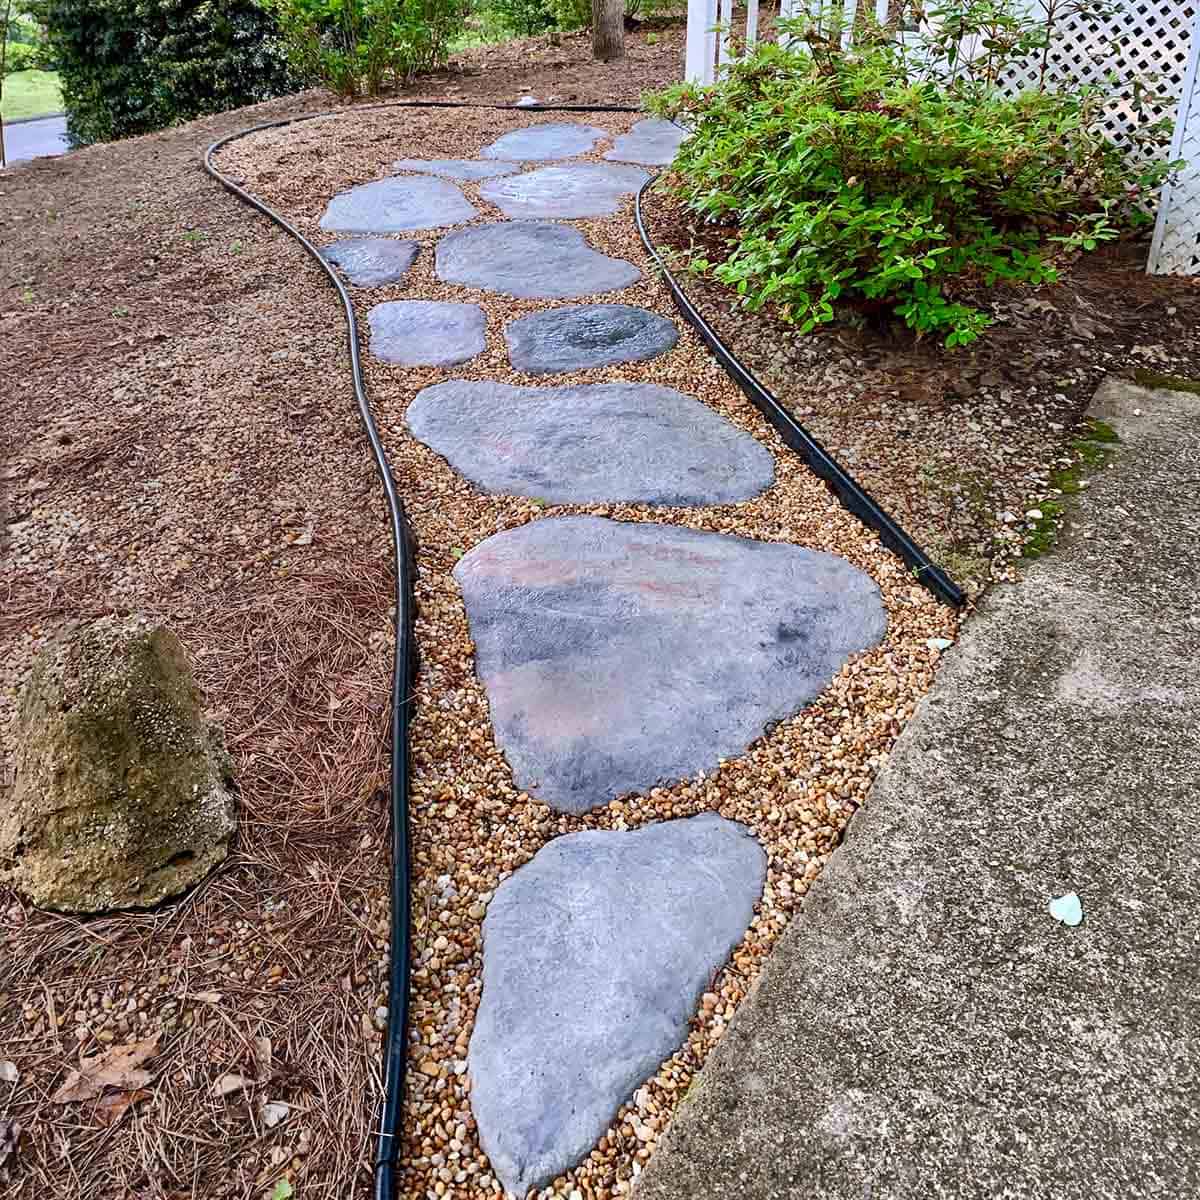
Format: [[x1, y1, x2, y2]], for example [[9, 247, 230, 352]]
[[592, 0, 625, 62]]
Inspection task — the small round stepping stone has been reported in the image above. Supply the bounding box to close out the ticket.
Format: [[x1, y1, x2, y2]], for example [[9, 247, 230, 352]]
[[504, 303, 678, 374], [367, 300, 486, 368], [392, 158, 519, 180], [435, 222, 640, 300], [454, 516, 887, 813], [319, 238, 418, 286], [408, 380, 771, 504], [320, 176, 477, 234], [480, 162, 650, 219], [469, 812, 767, 1197], [604, 117, 690, 166], [480, 122, 609, 161]]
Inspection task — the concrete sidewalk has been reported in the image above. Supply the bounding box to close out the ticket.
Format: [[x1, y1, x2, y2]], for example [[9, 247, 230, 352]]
[[636, 379, 1200, 1200]]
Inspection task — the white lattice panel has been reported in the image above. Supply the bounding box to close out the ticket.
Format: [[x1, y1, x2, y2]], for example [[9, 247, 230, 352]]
[[1150, 16, 1200, 274]]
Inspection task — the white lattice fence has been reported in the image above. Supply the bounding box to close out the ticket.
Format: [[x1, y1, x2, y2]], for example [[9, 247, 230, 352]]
[[1150, 12, 1200, 273]]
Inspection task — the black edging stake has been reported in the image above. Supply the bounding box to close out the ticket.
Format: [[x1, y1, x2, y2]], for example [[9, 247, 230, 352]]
[[633, 176, 966, 610], [204, 98, 641, 1200]]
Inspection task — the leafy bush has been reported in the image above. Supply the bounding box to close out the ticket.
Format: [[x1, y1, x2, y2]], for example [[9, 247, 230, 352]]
[[650, 8, 1178, 347], [31, 0, 295, 146], [489, 0, 555, 36], [267, 0, 466, 96], [546, 0, 682, 31]]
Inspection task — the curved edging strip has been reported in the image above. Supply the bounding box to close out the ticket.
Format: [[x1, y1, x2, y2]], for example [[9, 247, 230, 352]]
[[204, 97, 640, 1200], [634, 177, 966, 610]]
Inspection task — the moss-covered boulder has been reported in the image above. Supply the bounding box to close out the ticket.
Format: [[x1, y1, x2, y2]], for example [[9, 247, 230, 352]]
[[1, 616, 237, 913]]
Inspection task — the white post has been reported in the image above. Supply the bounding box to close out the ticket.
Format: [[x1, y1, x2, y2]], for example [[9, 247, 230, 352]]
[[718, 0, 734, 67], [685, 0, 719, 84], [746, 0, 759, 49]]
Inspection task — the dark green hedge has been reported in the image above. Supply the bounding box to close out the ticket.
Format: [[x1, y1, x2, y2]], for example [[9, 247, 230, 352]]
[[31, 1, 297, 146]]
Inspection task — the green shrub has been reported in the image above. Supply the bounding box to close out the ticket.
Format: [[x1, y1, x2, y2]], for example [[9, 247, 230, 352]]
[[31, 0, 295, 146], [267, 0, 466, 96], [547, 0, 683, 31], [489, 0, 555, 36], [650, 10, 1178, 347]]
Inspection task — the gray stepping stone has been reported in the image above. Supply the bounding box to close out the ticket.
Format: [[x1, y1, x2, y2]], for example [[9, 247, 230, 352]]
[[319, 176, 477, 233], [470, 813, 766, 1196], [454, 516, 887, 813], [367, 300, 486, 367], [480, 122, 609, 161], [392, 157, 519, 180], [479, 162, 650, 219], [319, 237, 418, 286], [435, 222, 640, 299], [604, 117, 690, 166], [408, 380, 772, 504], [504, 303, 678, 374]]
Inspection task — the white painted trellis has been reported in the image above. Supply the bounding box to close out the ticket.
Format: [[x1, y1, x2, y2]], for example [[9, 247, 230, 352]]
[[683, 0, 1200, 275]]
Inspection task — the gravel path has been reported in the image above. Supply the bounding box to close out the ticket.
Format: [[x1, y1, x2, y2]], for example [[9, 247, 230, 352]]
[[213, 105, 959, 1199]]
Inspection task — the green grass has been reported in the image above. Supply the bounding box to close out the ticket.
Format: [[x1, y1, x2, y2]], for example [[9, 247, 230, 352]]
[[1, 70, 63, 121]]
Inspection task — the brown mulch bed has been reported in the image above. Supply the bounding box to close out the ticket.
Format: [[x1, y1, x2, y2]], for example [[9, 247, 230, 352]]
[[641, 184, 1200, 595]]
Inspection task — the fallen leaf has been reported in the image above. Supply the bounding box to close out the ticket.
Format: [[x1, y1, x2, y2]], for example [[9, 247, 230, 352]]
[[94, 1088, 152, 1126], [255, 1037, 273, 1075], [0, 1119, 21, 1182], [188, 991, 223, 1005], [271, 1180, 294, 1200], [52, 1035, 160, 1103], [290, 525, 314, 547], [0, 1061, 17, 1084], [213, 1072, 253, 1098], [261, 1100, 289, 1128]]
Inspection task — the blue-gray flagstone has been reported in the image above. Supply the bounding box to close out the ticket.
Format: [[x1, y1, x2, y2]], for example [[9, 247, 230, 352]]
[[392, 157, 520, 180], [468, 813, 767, 1197], [454, 516, 887, 814], [367, 300, 486, 367], [479, 162, 650, 219], [320, 176, 478, 233], [604, 117, 690, 166], [407, 380, 772, 504], [319, 238, 418, 286], [435, 222, 640, 299], [479, 121, 610, 161], [504, 303, 678, 374]]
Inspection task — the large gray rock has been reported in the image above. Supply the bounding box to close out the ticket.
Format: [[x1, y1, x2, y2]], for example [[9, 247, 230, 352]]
[[470, 813, 767, 1197], [454, 517, 887, 813], [392, 157, 519, 180], [604, 118, 690, 166], [407, 380, 772, 504], [435, 222, 640, 299], [319, 176, 477, 233], [0, 616, 237, 913], [367, 300, 486, 367], [320, 237, 418, 286], [480, 122, 609, 161], [505, 303, 678, 374], [480, 163, 649, 219]]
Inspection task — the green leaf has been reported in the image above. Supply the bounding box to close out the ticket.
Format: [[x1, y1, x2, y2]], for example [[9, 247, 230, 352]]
[[271, 1181, 294, 1200]]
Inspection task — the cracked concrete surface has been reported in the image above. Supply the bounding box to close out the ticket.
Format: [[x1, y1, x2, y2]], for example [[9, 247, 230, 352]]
[[635, 379, 1200, 1200]]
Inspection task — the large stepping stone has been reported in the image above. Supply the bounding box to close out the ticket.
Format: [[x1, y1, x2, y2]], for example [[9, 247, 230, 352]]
[[392, 157, 519, 180], [480, 121, 609, 161], [604, 117, 690, 166], [435, 222, 640, 300], [408, 380, 772, 504], [319, 237, 418, 286], [479, 163, 650, 219], [367, 300, 486, 367], [455, 516, 887, 813], [319, 176, 477, 233], [469, 812, 767, 1197], [505, 303, 678, 374]]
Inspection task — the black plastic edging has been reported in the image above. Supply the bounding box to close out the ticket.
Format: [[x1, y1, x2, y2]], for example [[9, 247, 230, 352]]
[[634, 178, 966, 610], [204, 97, 640, 1200]]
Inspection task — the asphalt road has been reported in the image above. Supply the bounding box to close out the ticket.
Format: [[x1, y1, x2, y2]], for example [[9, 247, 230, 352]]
[[3, 114, 68, 165]]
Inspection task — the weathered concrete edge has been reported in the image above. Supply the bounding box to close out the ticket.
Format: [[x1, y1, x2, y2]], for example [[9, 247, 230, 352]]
[[634, 378, 1200, 1200]]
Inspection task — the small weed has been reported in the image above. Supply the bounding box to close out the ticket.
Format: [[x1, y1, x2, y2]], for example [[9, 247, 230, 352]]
[[230, 240, 244, 255], [182, 228, 208, 245], [1131, 368, 1200, 396], [646, 32, 659, 45], [21, 288, 34, 303], [112, 305, 130, 318]]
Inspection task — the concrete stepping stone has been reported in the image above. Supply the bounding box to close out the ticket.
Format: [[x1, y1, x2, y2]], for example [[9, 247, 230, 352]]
[[435, 222, 640, 299], [479, 163, 650, 219], [408, 380, 772, 504], [479, 121, 609, 161], [367, 300, 486, 367], [469, 812, 767, 1197], [604, 117, 690, 166], [319, 237, 418, 286], [392, 157, 519, 180], [320, 176, 477, 233], [454, 516, 887, 813], [504, 303, 678, 374]]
